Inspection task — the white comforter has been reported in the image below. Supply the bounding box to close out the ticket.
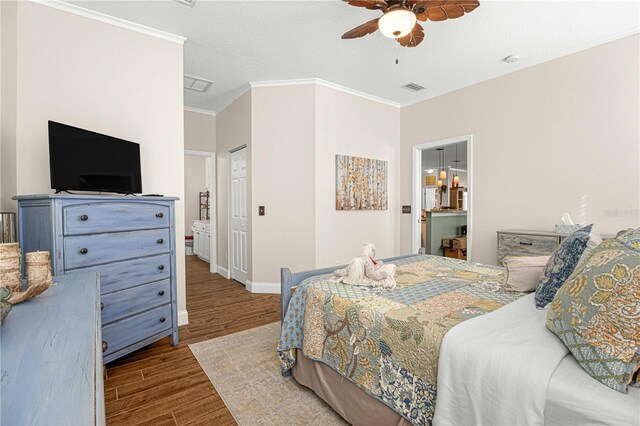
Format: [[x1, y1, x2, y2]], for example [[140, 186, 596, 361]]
[[433, 293, 569, 426]]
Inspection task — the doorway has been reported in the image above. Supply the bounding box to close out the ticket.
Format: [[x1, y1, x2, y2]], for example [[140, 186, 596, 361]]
[[230, 147, 248, 285], [412, 135, 473, 260], [184, 150, 217, 274]]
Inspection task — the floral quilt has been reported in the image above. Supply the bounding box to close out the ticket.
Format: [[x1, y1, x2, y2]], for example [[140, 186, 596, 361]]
[[277, 255, 524, 425]]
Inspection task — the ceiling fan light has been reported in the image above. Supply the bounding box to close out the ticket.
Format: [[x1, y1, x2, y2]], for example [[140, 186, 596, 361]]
[[378, 8, 416, 39]]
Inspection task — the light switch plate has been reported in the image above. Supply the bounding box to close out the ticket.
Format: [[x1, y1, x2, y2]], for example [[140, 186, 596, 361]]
[[258, 206, 265, 216], [402, 205, 411, 214]]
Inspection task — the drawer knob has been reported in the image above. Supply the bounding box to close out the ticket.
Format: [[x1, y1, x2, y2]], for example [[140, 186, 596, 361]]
[[80, 214, 89, 221], [160, 317, 166, 323], [158, 264, 165, 270], [102, 341, 108, 352], [80, 248, 88, 255], [100, 302, 104, 311], [158, 290, 165, 296], [157, 238, 164, 244], [156, 212, 164, 218], [519, 242, 533, 246]]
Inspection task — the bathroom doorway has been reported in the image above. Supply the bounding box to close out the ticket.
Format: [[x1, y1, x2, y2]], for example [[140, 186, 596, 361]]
[[184, 149, 217, 274]]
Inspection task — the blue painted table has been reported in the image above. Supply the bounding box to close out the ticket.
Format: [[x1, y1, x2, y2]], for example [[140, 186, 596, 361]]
[[0, 273, 105, 425]]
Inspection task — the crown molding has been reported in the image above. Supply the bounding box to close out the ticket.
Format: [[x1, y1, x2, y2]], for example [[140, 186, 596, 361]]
[[31, 0, 187, 45], [250, 78, 401, 108], [184, 106, 216, 116], [215, 84, 251, 115], [317, 79, 401, 108], [400, 27, 640, 109], [250, 79, 317, 89]]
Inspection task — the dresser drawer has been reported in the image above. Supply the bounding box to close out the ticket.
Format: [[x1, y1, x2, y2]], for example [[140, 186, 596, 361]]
[[64, 228, 171, 269], [102, 304, 171, 358], [101, 279, 171, 325], [498, 233, 559, 265], [63, 202, 170, 235], [71, 253, 171, 294]]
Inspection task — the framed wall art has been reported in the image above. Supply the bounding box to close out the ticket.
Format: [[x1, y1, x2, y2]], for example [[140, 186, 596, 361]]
[[335, 154, 388, 210]]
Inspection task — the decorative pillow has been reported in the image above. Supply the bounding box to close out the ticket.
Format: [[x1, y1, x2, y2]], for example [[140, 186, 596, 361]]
[[577, 226, 603, 268], [503, 255, 550, 292], [535, 225, 593, 309], [616, 227, 640, 250], [546, 237, 640, 393]]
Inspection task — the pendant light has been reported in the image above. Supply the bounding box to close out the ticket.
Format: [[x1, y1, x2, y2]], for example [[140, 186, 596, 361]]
[[436, 148, 444, 188], [439, 147, 447, 180], [453, 143, 460, 187]]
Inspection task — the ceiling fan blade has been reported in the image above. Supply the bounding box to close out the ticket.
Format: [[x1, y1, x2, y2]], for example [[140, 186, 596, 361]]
[[343, 0, 388, 10], [396, 23, 424, 47], [414, 0, 480, 22], [342, 18, 380, 39]]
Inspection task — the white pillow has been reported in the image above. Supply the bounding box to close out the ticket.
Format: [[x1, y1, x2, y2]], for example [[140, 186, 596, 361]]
[[577, 227, 603, 267], [503, 255, 551, 292]]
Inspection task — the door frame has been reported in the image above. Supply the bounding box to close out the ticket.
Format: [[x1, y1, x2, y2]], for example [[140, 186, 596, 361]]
[[228, 145, 248, 285], [184, 149, 217, 274], [411, 135, 473, 259]]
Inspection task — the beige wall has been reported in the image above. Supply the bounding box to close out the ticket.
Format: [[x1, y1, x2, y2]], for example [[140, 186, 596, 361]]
[[3, 2, 188, 320], [315, 85, 402, 267], [215, 90, 251, 274], [184, 109, 216, 236], [219, 83, 401, 284], [251, 85, 317, 283], [184, 109, 216, 152], [401, 34, 640, 265], [1, 1, 18, 213]]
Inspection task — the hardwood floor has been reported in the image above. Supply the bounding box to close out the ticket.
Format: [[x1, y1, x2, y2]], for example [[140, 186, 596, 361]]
[[105, 256, 281, 425]]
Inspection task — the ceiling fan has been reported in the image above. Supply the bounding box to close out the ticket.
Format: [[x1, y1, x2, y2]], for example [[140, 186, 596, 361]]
[[342, 0, 480, 47]]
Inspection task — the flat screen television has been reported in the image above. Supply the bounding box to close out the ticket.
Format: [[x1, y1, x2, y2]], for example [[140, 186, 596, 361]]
[[48, 121, 142, 194]]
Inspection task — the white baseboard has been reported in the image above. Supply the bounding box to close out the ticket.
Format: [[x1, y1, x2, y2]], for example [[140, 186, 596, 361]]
[[178, 309, 189, 326], [246, 280, 280, 294], [217, 265, 230, 279]]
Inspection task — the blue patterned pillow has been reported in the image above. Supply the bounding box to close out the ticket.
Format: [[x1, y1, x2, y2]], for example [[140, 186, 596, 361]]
[[535, 224, 593, 308]]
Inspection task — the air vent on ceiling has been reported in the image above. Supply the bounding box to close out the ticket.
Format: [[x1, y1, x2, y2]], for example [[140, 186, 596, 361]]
[[402, 82, 426, 93], [174, 0, 195, 6], [184, 75, 214, 92]]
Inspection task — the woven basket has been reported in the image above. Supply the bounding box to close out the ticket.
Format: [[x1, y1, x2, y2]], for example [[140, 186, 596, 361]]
[[0, 243, 22, 292], [26, 251, 52, 287]]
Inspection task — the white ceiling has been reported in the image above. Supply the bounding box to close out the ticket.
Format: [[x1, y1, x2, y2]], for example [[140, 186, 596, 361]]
[[422, 142, 467, 171], [70, 0, 640, 113]]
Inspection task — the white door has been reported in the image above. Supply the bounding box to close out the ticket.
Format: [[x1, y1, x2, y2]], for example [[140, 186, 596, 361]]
[[230, 148, 248, 284]]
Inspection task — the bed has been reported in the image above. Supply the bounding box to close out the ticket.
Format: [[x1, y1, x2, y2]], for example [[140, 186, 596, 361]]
[[277, 255, 640, 426]]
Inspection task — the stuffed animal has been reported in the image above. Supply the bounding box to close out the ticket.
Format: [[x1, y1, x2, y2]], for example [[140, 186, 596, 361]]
[[331, 243, 397, 288]]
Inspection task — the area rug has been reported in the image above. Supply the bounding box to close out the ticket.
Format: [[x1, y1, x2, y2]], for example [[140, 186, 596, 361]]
[[189, 322, 347, 426]]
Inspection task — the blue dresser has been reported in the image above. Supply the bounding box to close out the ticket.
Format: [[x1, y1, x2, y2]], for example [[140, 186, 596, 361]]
[[1, 273, 105, 425], [14, 194, 179, 363]]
